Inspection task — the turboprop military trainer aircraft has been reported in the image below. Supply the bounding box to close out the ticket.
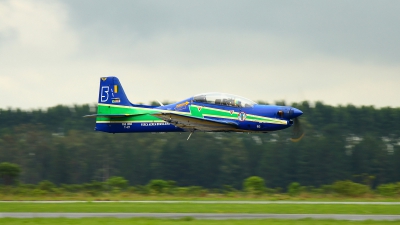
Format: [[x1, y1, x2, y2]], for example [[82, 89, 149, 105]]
[[85, 77, 304, 141]]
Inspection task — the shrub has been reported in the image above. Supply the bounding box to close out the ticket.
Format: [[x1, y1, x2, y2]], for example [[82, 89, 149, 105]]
[[288, 182, 302, 196], [37, 180, 56, 192], [377, 183, 399, 197], [84, 180, 105, 196], [30, 189, 48, 196], [265, 187, 276, 194], [61, 184, 84, 193], [332, 180, 370, 197], [243, 176, 265, 195], [147, 179, 169, 194], [106, 176, 128, 190], [135, 185, 150, 195], [176, 187, 190, 196], [0, 162, 21, 185], [310, 188, 324, 194], [222, 185, 236, 194], [19, 184, 36, 189], [127, 186, 137, 193], [187, 186, 207, 196]]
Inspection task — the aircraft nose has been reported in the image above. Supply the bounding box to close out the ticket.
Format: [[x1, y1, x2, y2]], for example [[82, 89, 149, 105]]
[[292, 108, 303, 118]]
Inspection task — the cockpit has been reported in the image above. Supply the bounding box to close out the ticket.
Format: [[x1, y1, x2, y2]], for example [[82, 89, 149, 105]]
[[193, 92, 257, 108]]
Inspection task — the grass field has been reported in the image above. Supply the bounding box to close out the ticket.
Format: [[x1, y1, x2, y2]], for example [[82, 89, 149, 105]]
[[1, 193, 400, 202], [1, 202, 400, 214], [2, 218, 400, 225]]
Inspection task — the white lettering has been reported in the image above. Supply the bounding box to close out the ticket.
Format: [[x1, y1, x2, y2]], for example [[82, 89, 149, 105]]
[[140, 122, 170, 126], [100, 86, 109, 102]]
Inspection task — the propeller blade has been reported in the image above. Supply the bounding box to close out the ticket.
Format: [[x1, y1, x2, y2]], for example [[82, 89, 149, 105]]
[[290, 117, 305, 142]]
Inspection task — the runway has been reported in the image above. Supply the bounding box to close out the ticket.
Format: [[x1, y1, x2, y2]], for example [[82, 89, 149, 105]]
[[1, 200, 400, 205], [1, 213, 400, 220]]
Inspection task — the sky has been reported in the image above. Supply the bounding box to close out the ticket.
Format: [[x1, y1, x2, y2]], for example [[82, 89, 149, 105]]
[[0, 0, 399, 110]]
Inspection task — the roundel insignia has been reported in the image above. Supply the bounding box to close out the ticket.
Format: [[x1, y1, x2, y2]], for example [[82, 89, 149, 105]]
[[238, 112, 247, 121], [101, 77, 107, 81]]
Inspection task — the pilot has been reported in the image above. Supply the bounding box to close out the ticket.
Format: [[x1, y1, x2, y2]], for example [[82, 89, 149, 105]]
[[234, 99, 242, 107]]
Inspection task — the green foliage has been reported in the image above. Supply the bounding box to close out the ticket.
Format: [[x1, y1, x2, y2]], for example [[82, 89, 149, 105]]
[[0, 162, 21, 185], [288, 182, 302, 196], [106, 176, 128, 190], [332, 180, 370, 197], [186, 186, 207, 196], [321, 185, 333, 194], [31, 189, 48, 196], [222, 185, 237, 196], [1, 103, 400, 191], [377, 183, 400, 197], [134, 185, 150, 195], [19, 184, 36, 189], [84, 180, 105, 196], [147, 179, 169, 194], [37, 180, 56, 192], [61, 184, 84, 193], [243, 176, 265, 195]]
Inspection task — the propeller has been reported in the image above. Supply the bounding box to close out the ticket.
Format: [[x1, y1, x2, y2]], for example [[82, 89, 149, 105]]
[[290, 117, 305, 142]]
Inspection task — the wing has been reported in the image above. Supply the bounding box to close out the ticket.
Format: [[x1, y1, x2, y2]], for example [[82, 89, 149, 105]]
[[153, 113, 238, 131], [83, 113, 147, 118]]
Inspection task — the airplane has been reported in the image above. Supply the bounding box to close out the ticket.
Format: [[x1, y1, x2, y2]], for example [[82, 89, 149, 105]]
[[85, 76, 304, 141]]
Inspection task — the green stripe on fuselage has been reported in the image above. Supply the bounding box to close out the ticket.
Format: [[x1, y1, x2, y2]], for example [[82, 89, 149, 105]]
[[190, 105, 287, 125], [96, 103, 286, 125]]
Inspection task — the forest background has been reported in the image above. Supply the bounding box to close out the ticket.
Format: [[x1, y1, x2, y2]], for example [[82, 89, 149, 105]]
[[0, 101, 400, 194]]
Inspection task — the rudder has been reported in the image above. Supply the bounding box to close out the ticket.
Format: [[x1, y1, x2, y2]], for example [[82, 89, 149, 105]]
[[98, 77, 131, 106]]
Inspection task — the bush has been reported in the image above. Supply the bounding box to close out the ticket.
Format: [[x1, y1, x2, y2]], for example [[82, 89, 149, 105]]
[[135, 185, 150, 195], [127, 186, 137, 193], [377, 183, 399, 197], [61, 184, 84, 193], [332, 180, 370, 197], [106, 176, 128, 190], [288, 182, 302, 196], [0, 162, 21, 185], [30, 189, 48, 196], [243, 176, 265, 195], [84, 180, 105, 196], [265, 187, 276, 194], [187, 186, 207, 196], [176, 187, 190, 196], [222, 185, 236, 195], [147, 179, 169, 194], [310, 188, 324, 194], [37, 180, 56, 192]]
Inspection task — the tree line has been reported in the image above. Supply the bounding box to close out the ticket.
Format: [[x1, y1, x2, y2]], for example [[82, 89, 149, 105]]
[[0, 102, 399, 190]]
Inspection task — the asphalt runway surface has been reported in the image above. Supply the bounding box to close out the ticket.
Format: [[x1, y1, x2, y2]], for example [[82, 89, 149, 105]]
[[1, 201, 400, 204], [1, 213, 400, 220]]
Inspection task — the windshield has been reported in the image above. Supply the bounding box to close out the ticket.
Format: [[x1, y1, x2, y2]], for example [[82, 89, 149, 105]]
[[193, 92, 256, 108]]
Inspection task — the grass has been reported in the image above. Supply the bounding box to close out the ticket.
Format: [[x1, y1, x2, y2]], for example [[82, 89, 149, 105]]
[[1, 192, 400, 201], [1, 202, 400, 214], [2, 218, 400, 225]]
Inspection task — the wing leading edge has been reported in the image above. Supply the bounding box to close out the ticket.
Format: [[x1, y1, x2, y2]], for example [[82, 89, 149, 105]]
[[83, 113, 147, 118]]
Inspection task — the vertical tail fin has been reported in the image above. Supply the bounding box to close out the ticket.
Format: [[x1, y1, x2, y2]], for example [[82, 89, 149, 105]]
[[98, 76, 131, 106]]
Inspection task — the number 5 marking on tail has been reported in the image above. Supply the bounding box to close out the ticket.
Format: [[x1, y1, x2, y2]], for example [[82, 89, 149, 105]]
[[101, 86, 109, 102]]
